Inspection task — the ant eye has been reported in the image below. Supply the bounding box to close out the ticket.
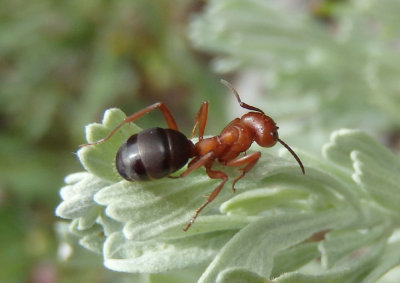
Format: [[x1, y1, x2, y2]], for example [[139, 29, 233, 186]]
[[270, 131, 279, 139]]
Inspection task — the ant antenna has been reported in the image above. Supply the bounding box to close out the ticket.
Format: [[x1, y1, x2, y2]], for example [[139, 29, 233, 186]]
[[277, 138, 305, 174], [220, 79, 264, 114]]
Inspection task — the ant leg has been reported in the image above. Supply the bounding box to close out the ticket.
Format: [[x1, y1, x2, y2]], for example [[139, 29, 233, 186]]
[[81, 102, 178, 147], [168, 151, 214, 179], [220, 79, 264, 114], [167, 156, 198, 179], [183, 166, 228, 232], [190, 101, 208, 141], [225, 151, 261, 192], [178, 152, 214, 178]]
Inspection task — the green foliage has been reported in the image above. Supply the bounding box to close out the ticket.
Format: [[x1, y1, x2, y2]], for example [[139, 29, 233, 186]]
[[4, 0, 399, 281], [56, 109, 400, 282], [1, 1, 220, 281], [189, 0, 400, 149]]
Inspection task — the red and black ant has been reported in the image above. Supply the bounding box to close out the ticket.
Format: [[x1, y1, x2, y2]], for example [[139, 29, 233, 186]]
[[81, 80, 305, 231]]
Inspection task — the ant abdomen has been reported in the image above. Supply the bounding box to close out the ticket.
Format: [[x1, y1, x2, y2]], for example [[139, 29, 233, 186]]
[[116, 127, 195, 181]]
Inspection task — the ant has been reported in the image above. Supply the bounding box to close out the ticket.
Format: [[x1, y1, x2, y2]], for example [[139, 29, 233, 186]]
[[81, 80, 305, 231]]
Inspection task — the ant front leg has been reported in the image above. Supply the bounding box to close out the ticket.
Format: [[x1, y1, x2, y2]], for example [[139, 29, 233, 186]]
[[225, 151, 261, 192], [191, 101, 208, 141], [81, 102, 178, 147], [184, 164, 228, 232]]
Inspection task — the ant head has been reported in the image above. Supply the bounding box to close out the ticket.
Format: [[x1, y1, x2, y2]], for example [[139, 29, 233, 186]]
[[241, 112, 279, 147], [221, 79, 305, 174], [242, 113, 305, 174], [221, 79, 278, 147]]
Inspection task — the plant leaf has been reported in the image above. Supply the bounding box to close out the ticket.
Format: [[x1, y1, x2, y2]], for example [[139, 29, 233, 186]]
[[56, 172, 112, 230], [199, 207, 357, 283], [216, 268, 268, 283], [77, 108, 141, 182], [103, 230, 236, 273], [319, 223, 391, 269], [271, 242, 320, 278], [56, 107, 400, 282], [275, 240, 386, 283]]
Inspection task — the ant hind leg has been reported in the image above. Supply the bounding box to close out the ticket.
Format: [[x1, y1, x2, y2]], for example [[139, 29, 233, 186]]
[[183, 165, 228, 231], [81, 102, 178, 147]]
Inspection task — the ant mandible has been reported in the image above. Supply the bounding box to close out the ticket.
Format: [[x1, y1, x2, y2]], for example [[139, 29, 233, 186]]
[[81, 80, 305, 231]]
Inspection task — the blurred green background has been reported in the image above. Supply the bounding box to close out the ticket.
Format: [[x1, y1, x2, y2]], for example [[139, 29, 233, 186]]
[[1, 0, 400, 282], [0, 1, 224, 282]]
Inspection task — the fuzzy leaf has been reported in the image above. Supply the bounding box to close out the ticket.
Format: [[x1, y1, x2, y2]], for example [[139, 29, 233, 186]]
[[216, 268, 267, 283], [319, 223, 390, 268], [199, 207, 357, 283], [56, 172, 112, 230], [323, 129, 400, 172], [56, 107, 400, 282], [271, 242, 320, 278], [363, 240, 400, 282], [275, 240, 387, 283], [352, 150, 400, 215], [220, 187, 311, 216], [103, 230, 236, 273], [189, 0, 400, 152], [77, 108, 141, 182], [94, 174, 223, 240]]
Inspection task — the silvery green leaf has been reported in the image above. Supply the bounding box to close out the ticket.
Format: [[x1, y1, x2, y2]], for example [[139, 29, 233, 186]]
[[67, 219, 105, 254], [56, 172, 112, 230], [103, 230, 236, 273], [363, 240, 400, 282], [189, 0, 400, 151], [199, 207, 356, 283], [216, 268, 267, 283], [271, 242, 320, 278], [324, 129, 400, 216], [56, 106, 400, 282], [93, 172, 241, 240], [352, 150, 400, 215], [323, 129, 400, 172], [77, 108, 141, 182], [319, 223, 391, 269], [78, 229, 105, 254], [157, 215, 258, 239], [275, 240, 387, 283], [220, 187, 311, 216], [55, 222, 103, 265]]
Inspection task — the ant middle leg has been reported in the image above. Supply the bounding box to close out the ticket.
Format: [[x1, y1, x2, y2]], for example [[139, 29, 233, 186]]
[[81, 102, 178, 147], [184, 165, 228, 231], [225, 151, 261, 192], [190, 101, 209, 141]]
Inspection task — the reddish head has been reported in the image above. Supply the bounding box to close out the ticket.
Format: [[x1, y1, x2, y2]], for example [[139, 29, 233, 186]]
[[240, 112, 278, 147], [221, 79, 305, 175]]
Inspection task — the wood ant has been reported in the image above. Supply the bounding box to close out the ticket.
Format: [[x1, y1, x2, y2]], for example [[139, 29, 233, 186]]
[[81, 80, 305, 231]]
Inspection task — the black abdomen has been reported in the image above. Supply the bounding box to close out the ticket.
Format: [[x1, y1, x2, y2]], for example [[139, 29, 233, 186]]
[[116, 127, 193, 181]]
